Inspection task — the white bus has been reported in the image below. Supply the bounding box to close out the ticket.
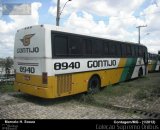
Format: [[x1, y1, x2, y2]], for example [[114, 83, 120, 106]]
[[14, 25, 148, 98], [148, 52, 160, 72]]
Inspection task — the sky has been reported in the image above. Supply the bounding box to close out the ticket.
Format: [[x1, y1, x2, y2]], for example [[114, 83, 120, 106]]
[[0, 0, 160, 58]]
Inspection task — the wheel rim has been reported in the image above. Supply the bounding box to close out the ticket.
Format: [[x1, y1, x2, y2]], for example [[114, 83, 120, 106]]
[[88, 76, 100, 94]]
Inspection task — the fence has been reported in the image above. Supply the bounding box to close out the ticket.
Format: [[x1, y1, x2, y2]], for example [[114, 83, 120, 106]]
[[0, 74, 15, 85]]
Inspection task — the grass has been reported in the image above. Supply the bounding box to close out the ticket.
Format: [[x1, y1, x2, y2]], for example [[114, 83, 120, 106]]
[[134, 84, 160, 100], [100, 83, 134, 97], [75, 94, 95, 104], [81, 73, 160, 107], [94, 74, 160, 100], [0, 84, 14, 93], [133, 74, 160, 100]]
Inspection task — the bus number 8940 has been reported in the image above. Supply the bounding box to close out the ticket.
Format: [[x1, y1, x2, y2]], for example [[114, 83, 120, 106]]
[[20, 66, 35, 74], [54, 62, 80, 70]]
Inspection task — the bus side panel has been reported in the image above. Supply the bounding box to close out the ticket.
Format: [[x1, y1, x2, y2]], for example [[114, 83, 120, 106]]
[[54, 58, 129, 97], [148, 64, 153, 72], [148, 60, 157, 72], [155, 61, 160, 71], [119, 58, 138, 81]]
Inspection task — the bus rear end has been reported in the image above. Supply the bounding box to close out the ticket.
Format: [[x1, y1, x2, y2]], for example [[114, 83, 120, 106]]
[[14, 25, 54, 98]]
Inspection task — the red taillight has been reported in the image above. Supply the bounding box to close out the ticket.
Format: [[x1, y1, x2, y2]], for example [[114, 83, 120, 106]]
[[42, 72, 48, 84]]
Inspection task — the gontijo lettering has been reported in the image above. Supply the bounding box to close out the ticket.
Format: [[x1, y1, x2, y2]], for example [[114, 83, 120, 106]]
[[17, 47, 39, 53], [87, 60, 117, 68]]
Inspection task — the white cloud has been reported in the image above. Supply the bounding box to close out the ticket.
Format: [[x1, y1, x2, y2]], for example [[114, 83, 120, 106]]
[[64, 11, 105, 35], [9, 4, 31, 15], [49, 0, 145, 17], [64, 11, 142, 43], [56, 0, 159, 53], [0, 2, 42, 58], [139, 0, 160, 53], [0, 5, 2, 18], [88, 0, 145, 16], [49, 0, 146, 42]]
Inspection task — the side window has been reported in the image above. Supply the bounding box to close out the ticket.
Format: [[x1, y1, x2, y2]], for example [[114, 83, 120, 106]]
[[151, 54, 153, 59], [83, 39, 92, 56], [68, 36, 82, 56], [116, 43, 121, 57], [103, 41, 109, 56], [148, 53, 150, 59], [139, 46, 143, 57], [135, 46, 139, 57], [92, 39, 103, 56], [109, 42, 116, 57], [131, 45, 135, 57], [126, 44, 132, 56], [121, 44, 127, 57], [53, 34, 68, 56]]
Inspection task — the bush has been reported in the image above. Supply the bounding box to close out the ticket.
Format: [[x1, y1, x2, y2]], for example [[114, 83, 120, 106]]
[[76, 94, 95, 104], [0, 84, 14, 93]]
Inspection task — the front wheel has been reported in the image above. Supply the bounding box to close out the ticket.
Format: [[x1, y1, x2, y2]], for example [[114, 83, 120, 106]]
[[88, 76, 100, 94]]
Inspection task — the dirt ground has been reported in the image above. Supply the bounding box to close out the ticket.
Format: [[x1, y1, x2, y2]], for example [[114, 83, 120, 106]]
[[0, 73, 159, 119], [0, 92, 141, 119]]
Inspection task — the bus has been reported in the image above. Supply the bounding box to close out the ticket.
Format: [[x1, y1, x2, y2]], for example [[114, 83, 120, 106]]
[[14, 25, 148, 98], [148, 52, 160, 72]]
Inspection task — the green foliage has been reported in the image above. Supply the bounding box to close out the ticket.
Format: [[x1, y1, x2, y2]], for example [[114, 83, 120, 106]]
[[0, 84, 14, 93], [150, 85, 160, 97], [97, 83, 133, 97], [134, 90, 149, 100], [0, 57, 14, 74], [134, 83, 160, 100], [76, 94, 95, 104]]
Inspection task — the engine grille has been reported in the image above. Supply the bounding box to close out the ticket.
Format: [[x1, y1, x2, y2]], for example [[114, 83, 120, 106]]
[[57, 74, 72, 96]]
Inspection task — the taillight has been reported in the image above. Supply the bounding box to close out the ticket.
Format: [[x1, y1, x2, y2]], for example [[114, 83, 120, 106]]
[[42, 72, 48, 84]]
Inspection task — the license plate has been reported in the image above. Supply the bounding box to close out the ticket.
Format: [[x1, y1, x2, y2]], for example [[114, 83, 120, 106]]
[[24, 75, 30, 81]]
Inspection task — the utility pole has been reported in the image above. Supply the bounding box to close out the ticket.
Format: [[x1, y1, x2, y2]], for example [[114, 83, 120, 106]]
[[136, 25, 147, 44], [56, 0, 71, 26], [56, 0, 60, 26]]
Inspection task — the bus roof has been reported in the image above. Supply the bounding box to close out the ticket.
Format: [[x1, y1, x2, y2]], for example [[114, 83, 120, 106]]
[[17, 24, 146, 47]]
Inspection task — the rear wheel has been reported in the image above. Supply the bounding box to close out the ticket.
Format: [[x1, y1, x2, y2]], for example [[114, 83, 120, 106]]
[[88, 76, 100, 94], [138, 68, 143, 77]]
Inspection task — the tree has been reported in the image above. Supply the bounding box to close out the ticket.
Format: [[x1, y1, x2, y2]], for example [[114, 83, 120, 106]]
[[0, 57, 14, 78], [5, 57, 14, 78], [0, 58, 6, 75]]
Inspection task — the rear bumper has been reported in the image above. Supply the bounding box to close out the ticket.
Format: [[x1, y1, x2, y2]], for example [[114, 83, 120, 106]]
[[14, 81, 54, 98]]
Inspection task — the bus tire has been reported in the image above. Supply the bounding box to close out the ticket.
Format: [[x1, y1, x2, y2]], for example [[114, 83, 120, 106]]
[[138, 67, 143, 77], [88, 75, 101, 94]]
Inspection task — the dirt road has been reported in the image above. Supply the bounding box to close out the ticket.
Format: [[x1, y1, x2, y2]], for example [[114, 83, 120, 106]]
[[0, 92, 140, 119]]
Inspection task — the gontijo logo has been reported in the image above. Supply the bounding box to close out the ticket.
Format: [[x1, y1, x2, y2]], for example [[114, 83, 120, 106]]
[[20, 34, 35, 46], [17, 33, 39, 53]]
